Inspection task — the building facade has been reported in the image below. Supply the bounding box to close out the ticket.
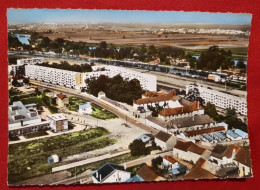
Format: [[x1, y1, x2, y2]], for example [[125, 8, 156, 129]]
[[17, 57, 44, 66], [25, 65, 85, 89], [8, 101, 50, 136], [89, 65, 157, 91], [186, 84, 247, 115], [46, 114, 68, 132]]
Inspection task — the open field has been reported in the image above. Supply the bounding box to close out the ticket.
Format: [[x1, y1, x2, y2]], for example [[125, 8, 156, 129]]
[[38, 28, 249, 49], [90, 103, 118, 120], [8, 127, 116, 184]]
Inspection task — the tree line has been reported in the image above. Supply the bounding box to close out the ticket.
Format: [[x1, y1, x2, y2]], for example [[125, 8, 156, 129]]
[[38, 61, 92, 72]]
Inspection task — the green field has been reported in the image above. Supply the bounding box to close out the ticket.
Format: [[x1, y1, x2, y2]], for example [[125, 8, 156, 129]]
[[8, 127, 116, 184], [67, 96, 88, 112], [90, 104, 118, 120]]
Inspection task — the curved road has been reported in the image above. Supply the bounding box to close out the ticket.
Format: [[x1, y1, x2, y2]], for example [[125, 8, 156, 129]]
[[31, 81, 159, 134]]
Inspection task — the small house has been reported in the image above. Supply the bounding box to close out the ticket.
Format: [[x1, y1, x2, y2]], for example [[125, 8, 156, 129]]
[[154, 130, 177, 151], [79, 103, 93, 114], [47, 154, 59, 165]]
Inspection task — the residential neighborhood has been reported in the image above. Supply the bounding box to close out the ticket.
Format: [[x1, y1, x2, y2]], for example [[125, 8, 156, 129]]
[[7, 9, 252, 185]]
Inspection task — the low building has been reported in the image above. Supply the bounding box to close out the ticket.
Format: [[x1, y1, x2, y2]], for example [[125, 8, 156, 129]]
[[79, 103, 93, 114], [92, 163, 131, 183], [154, 130, 177, 151], [209, 144, 252, 177], [226, 130, 244, 140], [158, 101, 204, 120], [183, 158, 217, 180], [146, 114, 215, 135], [133, 91, 180, 112], [136, 134, 154, 145], [136, 165, 165, 182], [98, 91, 106, 99], [173, 141, 211, 164], [162, 155, 179, 170], [8, 101, 50, 136], [47, 154, 59, 165], [46, 114, 68, 132], [56, 93, 69, 108]]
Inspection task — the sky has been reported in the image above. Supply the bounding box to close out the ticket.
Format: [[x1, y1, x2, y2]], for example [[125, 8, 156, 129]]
[[7, 9, 252, 25]]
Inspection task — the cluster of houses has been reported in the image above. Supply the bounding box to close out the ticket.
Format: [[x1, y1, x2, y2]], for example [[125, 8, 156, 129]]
[[90, 132, 252, 184]]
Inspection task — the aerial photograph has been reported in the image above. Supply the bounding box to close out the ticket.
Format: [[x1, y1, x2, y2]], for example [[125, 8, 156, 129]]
[[7, 9, 252, 185]]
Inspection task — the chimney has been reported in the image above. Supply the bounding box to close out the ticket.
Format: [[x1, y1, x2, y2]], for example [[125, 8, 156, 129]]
[[192, 116, 195, 121], [231, 149, 236, 160], [96, 171, 98, 178], [99, 174, 102, 182], [123, 163, 126, 170]]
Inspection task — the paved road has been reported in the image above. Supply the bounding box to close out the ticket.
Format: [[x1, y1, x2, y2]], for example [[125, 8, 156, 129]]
[[31, 81, 159, 134]]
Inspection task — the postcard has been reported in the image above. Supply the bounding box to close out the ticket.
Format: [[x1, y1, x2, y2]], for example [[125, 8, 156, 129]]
[[7, 9, 252, 185]]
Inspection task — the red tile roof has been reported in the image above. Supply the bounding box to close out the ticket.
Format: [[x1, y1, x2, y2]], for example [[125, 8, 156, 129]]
[[174, 141, 194, 152], [185, 126, 226, 137], [187, 144, 206, 155], [159, 101, 200, 117], [57, 94, 67, 100], [134, 91, 177, 105], [155, 130, 172, 142], [183, 158, 216, 180], [136, 165, 159, 181], [164, 155, 178, 164], [211, 144, 252, 168]]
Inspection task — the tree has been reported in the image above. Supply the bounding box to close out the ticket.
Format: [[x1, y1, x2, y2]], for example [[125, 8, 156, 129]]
[[151, 156, 163, 170], [185, 85, 205, 106], [236, 59, 246, 69], [204, 102, 218, 118], [224, 108, 248, 132], [100, 41, 107, 49], [23, 78, 29, 85], [11, 79, 19, 87], [129, 139, 148, 156], [34, 88, 41, 96]]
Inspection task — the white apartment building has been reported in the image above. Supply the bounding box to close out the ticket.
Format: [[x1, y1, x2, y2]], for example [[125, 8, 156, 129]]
[[25, 65, 85, 89], [8, 101, 50, 136], [89, 65, 157, 91], [186, 84, 247, 115], [17, 57, 44, 65]]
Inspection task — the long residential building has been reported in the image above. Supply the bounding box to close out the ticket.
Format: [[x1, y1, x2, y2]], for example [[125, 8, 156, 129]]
[[25, 64, 157, 91], [186, 84, 247, 115], [25, 65, 85, 89], [17, 57, 45, 65], [89, 65, 157, 91]]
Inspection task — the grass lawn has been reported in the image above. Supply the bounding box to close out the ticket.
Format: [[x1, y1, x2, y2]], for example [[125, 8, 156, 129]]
[[24, 131, 49, 139], [67, 96, 88, 112], [8, 127, 116, 184], [90, 104, 118, 120], [68, 153, 143, 176]]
